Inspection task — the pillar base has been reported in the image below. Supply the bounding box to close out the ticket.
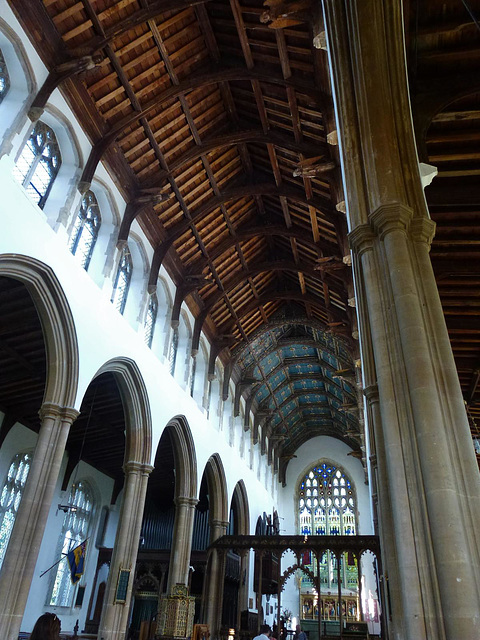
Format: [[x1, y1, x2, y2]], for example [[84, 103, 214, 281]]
[[156, 584, 195, 639]]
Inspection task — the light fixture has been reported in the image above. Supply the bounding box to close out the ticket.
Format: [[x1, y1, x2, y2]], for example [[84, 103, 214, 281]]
[[57, 504, 78, 513]]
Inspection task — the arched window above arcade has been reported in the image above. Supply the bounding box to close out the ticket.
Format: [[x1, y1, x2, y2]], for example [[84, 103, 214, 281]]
[[12, 120, 61, 209], [111, 245, 132, 315], [0, 451, 32, 570], [69, 190, 101, 270]]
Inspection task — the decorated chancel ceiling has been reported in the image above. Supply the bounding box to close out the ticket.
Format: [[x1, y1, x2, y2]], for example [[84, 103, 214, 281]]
[[10, 0, 480, 473], [233, 323, 360, 471]]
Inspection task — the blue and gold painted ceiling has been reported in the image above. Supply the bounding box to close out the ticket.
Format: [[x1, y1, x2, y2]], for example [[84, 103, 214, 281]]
[[233, 322, 360, 467]]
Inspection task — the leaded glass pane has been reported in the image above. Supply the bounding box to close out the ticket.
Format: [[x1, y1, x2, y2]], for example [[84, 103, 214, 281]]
[[0, 49, 10, 104], [69, 190, 101, 270], [169, 328, 179, 375], [49, 480, 93, 607], [12, 121, 61, 209], [111, 246, 132, 314], [0, 452, 32, 569], [298, 462, 358, 593], [144, 294, 158, 347]]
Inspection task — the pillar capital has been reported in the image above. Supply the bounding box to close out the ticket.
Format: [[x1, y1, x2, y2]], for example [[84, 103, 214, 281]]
[[348, 224, 376, 255], [174, 495, 198, 508], [211, 518, 229, 531], [38, 402, 79, 423], [409, 217, 436, 247], [123, 460, 153, 475], [363, 384, 379, 402], [370, 203, 413, 240]]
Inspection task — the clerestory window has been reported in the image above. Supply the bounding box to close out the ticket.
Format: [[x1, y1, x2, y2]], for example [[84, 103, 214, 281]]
[[13, 121, 61, 209], [69, 190, 101, 270], [144, 294, 158, 348], [111, 245, 132, 314]]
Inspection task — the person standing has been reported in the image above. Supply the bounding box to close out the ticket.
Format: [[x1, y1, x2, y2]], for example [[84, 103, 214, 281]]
[[253, 624, 272, 640], [293, 624, 307, 640]]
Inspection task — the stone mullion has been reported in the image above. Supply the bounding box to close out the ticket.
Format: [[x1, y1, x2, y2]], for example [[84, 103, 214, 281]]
[[0, 403, 78, 640], [350, 227, 429, 640], [98, 461, 153, 640]]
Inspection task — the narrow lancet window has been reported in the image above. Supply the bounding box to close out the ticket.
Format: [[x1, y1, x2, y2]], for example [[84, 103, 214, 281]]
[[144, 294, 158, 347], [69, 190, 101, 270], [111, 245, 132, 314]]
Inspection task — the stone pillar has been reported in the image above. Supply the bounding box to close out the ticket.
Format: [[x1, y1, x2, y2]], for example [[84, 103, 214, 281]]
[[0, 403, 78, 640], [98, 461, 153, 640], [321, 1, 480, 638], [167, 496, 198, 592], [237, 549, 250, 632], [203, 519, 229, 638]]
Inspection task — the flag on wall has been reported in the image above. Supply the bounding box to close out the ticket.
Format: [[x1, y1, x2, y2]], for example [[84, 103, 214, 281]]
[[67, 540, 87, 584]]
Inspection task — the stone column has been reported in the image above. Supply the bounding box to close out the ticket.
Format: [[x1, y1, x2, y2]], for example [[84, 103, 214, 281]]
[[237, 549, 250, 631], [98, 461, 153, 640], [167, 496, 198, 592], [0, 403, 78, 640], [321, 1, 480, 638], [203, 519, 229, 638]]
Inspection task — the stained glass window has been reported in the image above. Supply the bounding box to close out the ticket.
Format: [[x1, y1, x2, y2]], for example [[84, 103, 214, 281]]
[[111, 246, 132, 314], [0, 49, 9, 104], [49, 480, 93, 607], [298, 462, 358, 591], [144, 294, 158, 347], [0, 452, 32, 570], [13, 121, 61, 209], [69, 190, 101, 270]]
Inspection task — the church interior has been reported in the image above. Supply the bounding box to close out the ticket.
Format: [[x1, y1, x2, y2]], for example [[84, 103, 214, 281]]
[[0, 1, 479, 639]]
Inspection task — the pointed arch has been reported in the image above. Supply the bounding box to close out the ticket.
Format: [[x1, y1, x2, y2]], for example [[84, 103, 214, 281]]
[[165, 415, 197, 500], [230, 480, 250, 535], [93, 358, 152, 466], [0, 254, 78, 408], [203, 453, 228, 525]]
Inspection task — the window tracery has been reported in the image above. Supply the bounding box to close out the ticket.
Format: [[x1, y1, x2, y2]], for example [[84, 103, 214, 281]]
[[298, 462, 358, 594], [0, 452, 31, 570], [111, 246, 132, 314], [13, 121, 61, 209], [49, 480, 93, 607], [69, 190, 101, 270]]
